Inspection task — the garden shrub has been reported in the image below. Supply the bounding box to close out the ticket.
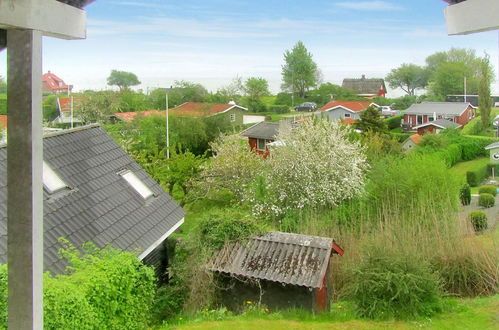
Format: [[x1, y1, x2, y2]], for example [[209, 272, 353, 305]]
[[268, 105, 289, 114], [389, 132, 412, 143], [421, 134, 448, 149], [460, 117, 483, 135], [478, 185, 497, 196], [344, 248, 442, 320], [478, 193, 495, 208], [469, 211, 488, 232], [466, 165, 488, 187], [460, 184, 471, 205], [384, 114, 402, 130], [0, 265, 6, 327]]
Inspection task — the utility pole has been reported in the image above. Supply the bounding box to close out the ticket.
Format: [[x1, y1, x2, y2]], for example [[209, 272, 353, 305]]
[[464, 76, 467, 103]]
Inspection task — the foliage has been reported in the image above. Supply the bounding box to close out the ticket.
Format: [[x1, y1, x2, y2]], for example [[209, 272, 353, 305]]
[[460, 184, 471, 206], [466, 165, 488, 187], [0, 76, 6, 94], [390, 95, 417, 110], [168, 80, 209, 107], [355, 105, 387, 134], [386, 63, 428, 95], [469, 211, 488, 232], [107, 69, 141, 91], [307, 83, 359, 106], [478, 55, 493, 129], [118, 89, 151, 112], [0, 94, 5, 115], [420, 133, 448, 149], [478, 193, 495, 208], [75, 90, 120, 123], [478, 185, 497, 197], [211, 77, 243, 104], [255, 119, 367, 217], [281, 41, 319, 97], [164, 151, 205, 206], [268, 105, 289, 114], [384, 114, 402, 130], [460, 116, 483, 135], [344, 247, 442, 320], [0, 265, 6, 327], [362, 132, 403, 160], [43, 95, 59, 122], [0, 242, 156, 329], [243, 77, 270, 109]]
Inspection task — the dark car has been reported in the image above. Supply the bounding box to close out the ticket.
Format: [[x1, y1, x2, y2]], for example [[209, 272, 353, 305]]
[[294, 102, 317, 112]]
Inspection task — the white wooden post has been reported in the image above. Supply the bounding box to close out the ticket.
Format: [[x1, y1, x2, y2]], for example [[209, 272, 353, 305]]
[[7, 29, 44, 330]]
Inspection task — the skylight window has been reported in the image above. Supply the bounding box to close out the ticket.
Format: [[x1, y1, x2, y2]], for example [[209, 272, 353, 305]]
[[43, 162, 67, 193], [120, 170, 154, 199]]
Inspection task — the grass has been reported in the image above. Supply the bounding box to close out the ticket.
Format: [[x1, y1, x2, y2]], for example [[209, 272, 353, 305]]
[[162, 296, 499, 329], [450, 157, 490, 192]]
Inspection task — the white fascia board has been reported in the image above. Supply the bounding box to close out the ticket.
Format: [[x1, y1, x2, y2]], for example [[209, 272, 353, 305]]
[[138, 217, 184, 260], [0, 0, 86, 40], [325, 106, 357, 113], [444, 0, 499, 35]]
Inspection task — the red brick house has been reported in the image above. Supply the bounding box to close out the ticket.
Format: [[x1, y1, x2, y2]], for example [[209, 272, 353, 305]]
[[402, 102, 476, 130], [42, 71, 72, 94], [240, 121, 280, 157]]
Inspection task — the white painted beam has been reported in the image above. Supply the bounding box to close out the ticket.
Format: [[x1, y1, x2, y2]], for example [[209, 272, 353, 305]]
[[7, 29, 44, 329], [444, 0, 499, 35], [0, 0, 86, 39]]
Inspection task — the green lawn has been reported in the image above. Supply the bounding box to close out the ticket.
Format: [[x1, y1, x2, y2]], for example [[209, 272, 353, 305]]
[[450, 157, 490, 192], [163, 296, 499, 330]]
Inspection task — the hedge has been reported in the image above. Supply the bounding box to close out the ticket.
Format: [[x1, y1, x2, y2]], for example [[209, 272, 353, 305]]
[[478, 185, 497, 196], [460, 184, 471, 205], [384, 114, 403, 130], [460, 117, 483, 135], [469, 211, 488, 232], [466, 166, 488, 187], [390, 132, 412, 143], [268, 104, 290, 114], [478, 193, 495, 208]]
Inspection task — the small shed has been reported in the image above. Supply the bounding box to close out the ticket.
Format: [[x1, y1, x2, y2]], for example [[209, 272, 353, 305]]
[[208, 232, 344, 312], [402, 133, 422, 152], [240, 121, 280, 157], [413, 119, 461, 135], [485, 142, 499, 164]]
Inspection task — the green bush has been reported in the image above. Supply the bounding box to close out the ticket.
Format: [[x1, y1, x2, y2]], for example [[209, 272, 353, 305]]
[[0, 95, 6, 115], [478, 185, 497, 196], [460, 184, 471, 206], [344, 248, 442, 319], [384, 114, 402, 130], [268, 105, 289, 114], [469, 211, 488, 232], [466, 165, 488, 187], [478, 193, 495, 208], [0, 265, 6, 327], [460, 117, 483, 135]]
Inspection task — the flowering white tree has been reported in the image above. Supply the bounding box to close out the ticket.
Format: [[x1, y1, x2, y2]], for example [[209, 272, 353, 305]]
[[254, 119, 368, 216]]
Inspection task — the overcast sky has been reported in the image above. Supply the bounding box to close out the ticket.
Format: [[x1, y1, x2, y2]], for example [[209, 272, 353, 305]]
[[1, 0, 498, 96]]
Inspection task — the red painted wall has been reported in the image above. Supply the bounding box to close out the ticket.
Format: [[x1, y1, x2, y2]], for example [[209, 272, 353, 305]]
[[248, 137, 270, 158], [456, 105, 476, 126], [417, 126, 436, 135]]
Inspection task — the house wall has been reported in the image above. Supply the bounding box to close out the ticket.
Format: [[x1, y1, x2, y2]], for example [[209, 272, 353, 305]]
[[417, 126, 437, 135], [404, 106, 475, 129], [223, 108, 245, 126], [402, 139, 417, 151], [142, 240, 169, 283], [489, 147, 499, 164], [318, 108, 361, 121], [248, 137, 271, 158], [456, 105, 476, 126]]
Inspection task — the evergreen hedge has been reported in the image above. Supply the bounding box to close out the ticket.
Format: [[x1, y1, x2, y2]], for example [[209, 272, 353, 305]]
[[469, 211, 488, 232], [478, 185, 497, 196], [478, 193, 495, 208]]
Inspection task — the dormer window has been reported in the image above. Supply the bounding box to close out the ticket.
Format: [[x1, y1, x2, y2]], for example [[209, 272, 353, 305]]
[[43, 162, 67, 193], [120, 170, 153, 199]]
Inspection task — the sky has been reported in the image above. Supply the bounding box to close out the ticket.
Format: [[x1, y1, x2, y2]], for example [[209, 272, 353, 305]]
[[1, 0, 498, 96]]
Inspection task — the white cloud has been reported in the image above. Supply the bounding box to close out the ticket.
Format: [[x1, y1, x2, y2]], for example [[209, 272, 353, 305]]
[[336, 1, 403, 11]]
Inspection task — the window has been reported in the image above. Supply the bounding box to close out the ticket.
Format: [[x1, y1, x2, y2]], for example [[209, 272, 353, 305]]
[[120, 170, 154, 199], [257, 138, 266, 151], [230, 113, 236, 122], [429, 116, 434, 122], [43, 162, 67, 193], [417, 115, 423, 125], [344, 113, 351, 118]]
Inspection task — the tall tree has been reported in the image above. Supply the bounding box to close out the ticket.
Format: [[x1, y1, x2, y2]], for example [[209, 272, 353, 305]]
[[243, 77, 270, 112], [355, 106, 387, 134], [281, 41, 319, 98], [168, 80, 208, 107], [107, 70, 141, 91], [385, 64, 428, 95], [479, 54, 493, 129]]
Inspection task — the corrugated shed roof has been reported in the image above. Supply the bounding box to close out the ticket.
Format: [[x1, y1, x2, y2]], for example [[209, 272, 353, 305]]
[[0, 125, 185, 274], [342, 76, 386, 96], [404, 102, 473, 116], [208, 232, 337, 288], [320, 100, 374, 112], [240, 121, 280, 140], [170, 102, 247, 117]]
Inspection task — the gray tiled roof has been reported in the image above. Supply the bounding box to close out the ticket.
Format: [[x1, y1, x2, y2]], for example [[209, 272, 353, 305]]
[[342, 77, 386, 95], [404, 102, 472, 116], [240, 122, 280, 140], [0, 125, 184, 274], [413, 119, 461, 129], [208, 232, 335, 288]]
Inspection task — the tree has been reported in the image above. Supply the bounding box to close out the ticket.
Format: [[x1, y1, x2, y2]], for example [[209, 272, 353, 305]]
[[479, 54, 493, 129], [164, 151, 204, 206], [75, 90, 120, 123], [210, 76, 243, 104], [168, 80, 208, 107], [281, 41, 319, 98], [255, 119, 367, 216], [107, 70, 141, 91], [386, 64, 428, 96], [0, 76, 6, 94], [428, 62, 473, 99], [243, 77, 270, 112], [307, 83, 358, 106], [355, 106, 388, 134]]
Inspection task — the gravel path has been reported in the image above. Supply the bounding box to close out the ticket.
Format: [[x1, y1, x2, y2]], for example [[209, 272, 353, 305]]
[[461, 195, 499, 229]]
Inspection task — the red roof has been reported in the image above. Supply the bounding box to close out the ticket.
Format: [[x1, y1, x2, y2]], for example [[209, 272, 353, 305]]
[[0, 115, 6, 130], [320, 100, 374, 112], [42, 72, 70, 92], [170, 102, 244, 116], [410, 134, 422, 144], [112, 110, 164, 122]]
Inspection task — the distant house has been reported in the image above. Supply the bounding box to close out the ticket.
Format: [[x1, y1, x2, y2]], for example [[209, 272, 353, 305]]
[[342, 75, 387, 98], [42, 71, 72, 94], [402, 134, 422, 152], [170, 102, 248, 125], [208, 232, 344, 312], [240, 121, 280, 157], [111, 110, 164, 122], [413, 119, 461, 135], [0, 125, 185, 275], [317, 100, 378, 123], [402, 102, 476, 130]]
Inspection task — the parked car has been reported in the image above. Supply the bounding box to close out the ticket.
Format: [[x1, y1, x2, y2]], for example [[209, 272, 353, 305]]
[[380, 106, 399, 117], [294, 102, 317, 112]]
